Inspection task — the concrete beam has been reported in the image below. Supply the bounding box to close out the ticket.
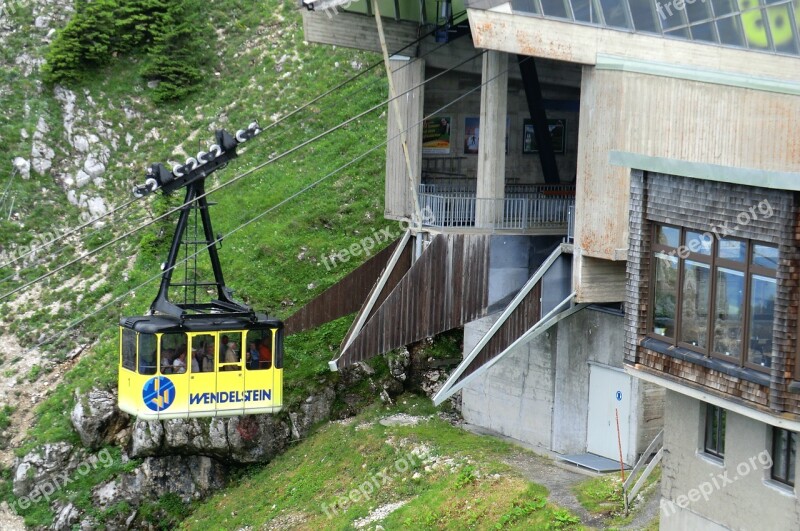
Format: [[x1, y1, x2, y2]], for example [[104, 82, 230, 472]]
[[467, 7, 800, 84]]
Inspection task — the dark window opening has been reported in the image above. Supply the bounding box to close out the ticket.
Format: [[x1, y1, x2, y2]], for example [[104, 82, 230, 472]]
[[771, 427, 797, 487], [121, 329, 136, 371], [705, 403, 726, 459], [138, 333, 157, 375], [246, 329, 272, 370]]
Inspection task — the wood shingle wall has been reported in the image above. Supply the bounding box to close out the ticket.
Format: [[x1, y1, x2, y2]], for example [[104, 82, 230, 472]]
[[625, 171, 800, 417]]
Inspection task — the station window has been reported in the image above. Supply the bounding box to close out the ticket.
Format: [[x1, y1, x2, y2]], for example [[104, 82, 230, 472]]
[[161, 333, 188, 374], [121, 329, 136, 371], [704, 403, 726, 459], [649, 224, 777, 371], [245, 329, 272, 370], [771, 427, 797, 487], [137, 333, 157, 375]]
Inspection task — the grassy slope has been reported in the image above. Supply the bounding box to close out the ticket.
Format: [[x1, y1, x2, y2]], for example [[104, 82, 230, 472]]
[[0, 2, 589, 529], [182, 395, 582, 530], [0, 0, 409, 525], [10, 0, 392, 451]]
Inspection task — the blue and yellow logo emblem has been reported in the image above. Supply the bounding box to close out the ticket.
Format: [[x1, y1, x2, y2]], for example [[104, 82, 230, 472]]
[[142, 376, 175, 412]]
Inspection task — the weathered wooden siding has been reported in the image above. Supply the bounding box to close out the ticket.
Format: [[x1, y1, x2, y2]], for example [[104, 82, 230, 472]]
[[284, 239, 410, 335], [385, 58, 424, 220], [637, 380, 665, 453], [575, 255, 626, 303], [456, 281, 541, 384], [337, 233, 490, 367], [574, 67, 800, 301], [302, 10, 419, 55]]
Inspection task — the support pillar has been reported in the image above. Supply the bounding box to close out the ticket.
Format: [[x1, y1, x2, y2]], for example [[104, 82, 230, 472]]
[[384, 57, 425, 221], [476, 50, 508, 229]]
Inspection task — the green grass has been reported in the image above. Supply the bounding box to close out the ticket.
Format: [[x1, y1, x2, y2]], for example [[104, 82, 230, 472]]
[[9, 0, 390, 452], [181, 395, 583, 530], [573, 465, 662, 529]]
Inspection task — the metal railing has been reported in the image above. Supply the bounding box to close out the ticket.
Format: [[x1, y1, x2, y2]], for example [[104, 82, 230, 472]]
[[567, 205, 575, 242], [419, 191, 574, 230], [623, 429, 664, 513], [419, 182, 576, 195]]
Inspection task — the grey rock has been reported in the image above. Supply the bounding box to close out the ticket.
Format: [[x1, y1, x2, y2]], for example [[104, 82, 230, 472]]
[[226, 415, 291, 463], [35, 116, 49, 136], [288, 386, 335, 440], [12, 157, 30, 179], [92, 455, 226, 509], [74, 170, 91, 188], [13, 442, 86, 498], [83, 156, 105, 178], [72, 135, 89, 153], [131, 415, 290, 464], [130, 419, 163, 455], [85, 196, 108, 218], [70, 388, 125, 450], [388, 350, 411, 381], [31, 140, 54, 175], [51, 501, 80, 531]]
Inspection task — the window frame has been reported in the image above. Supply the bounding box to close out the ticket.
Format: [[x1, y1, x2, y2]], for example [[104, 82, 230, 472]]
[[771, 426, 797, 488], [647, 223, 777, 373], [245, 328, 274, 371], [120, 328, 137, 372], [704, 403, 726, 459]]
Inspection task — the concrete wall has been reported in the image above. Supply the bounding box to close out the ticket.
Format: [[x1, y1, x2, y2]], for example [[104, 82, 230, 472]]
[[661, 390, 800, 531], [462, 307, 660, 464], [461, 313, 556, 448]]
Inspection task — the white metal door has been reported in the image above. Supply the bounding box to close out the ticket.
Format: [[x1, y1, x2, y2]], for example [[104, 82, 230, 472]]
[[587, 364, 632, 463]]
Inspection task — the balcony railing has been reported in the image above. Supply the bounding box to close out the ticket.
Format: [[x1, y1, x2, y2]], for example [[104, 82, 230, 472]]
[[418, 184, 575, 230]]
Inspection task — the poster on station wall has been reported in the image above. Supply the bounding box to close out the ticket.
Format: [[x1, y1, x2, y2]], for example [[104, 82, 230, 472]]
[[463, 116, 510, 155], [464, 116, 480, 154], [422, 116, 452, 154], [523, 118, 567, 154]]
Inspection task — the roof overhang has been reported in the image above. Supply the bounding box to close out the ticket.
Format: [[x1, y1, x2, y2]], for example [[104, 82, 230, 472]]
[[609, 151, 800, 191], [626, 364, 800, 432], [467, 7, 800, 84]]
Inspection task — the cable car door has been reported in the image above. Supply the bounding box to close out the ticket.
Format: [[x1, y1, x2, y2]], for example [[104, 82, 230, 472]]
[[188, 333, 217, 416], [216, 331, 245, 416]]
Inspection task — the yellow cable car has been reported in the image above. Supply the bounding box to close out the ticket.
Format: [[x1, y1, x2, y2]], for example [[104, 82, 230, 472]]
[[118, 315, 283, 419], [119, 125, 285, 418]]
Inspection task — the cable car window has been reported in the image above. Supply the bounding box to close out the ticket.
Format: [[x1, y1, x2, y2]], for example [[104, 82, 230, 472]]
[[220, 332, 242, 371], [138, 333, 157, 375], [161, 333, 187, 375], [121, 329, 136, 371], [191, 334, 216, 373], [245, 330, 272, 370]]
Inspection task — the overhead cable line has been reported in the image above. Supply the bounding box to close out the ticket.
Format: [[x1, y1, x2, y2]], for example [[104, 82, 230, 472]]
[[27, 54, 523, 356], [0, 49, 486, 302], [0, 21, 463, 273]]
